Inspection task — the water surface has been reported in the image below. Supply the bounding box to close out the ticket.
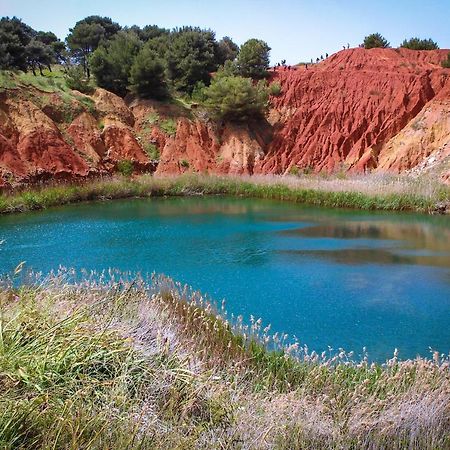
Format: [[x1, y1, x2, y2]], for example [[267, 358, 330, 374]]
[[1, 197, 449, 361]]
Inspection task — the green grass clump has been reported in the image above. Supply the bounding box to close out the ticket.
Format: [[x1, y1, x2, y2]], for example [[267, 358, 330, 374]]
[[143, 143, 160, 160], [160, 118, 177, 136], [116, 160, 134, 177]]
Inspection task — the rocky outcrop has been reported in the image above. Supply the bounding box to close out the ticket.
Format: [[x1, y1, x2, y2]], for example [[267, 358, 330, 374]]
[[255, 48, 450, 176], [1, 48, 450, 186]]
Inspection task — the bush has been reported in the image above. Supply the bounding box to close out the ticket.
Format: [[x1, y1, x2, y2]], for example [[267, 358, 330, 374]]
[[269, 82, 282, 96], [116, 160, 134, 177], [363, 33, 390, 49], [400, 37, 439, 50], [160, 118, 177, 136], [144, 143, 160, 160], [203, 75, 269, 121], [442, 53, 450, 69], [64, 64, 94, 94], [180, 159, 190, 168]]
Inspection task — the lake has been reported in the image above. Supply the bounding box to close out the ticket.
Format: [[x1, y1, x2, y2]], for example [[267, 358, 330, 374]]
[[1, 196, 449, 361]]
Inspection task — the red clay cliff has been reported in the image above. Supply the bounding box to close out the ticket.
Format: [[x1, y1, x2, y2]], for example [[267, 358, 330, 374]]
[[1, 48, 449, 186]]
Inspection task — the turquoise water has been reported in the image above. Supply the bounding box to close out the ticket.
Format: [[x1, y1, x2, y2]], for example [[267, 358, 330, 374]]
[[0, 196, 449, 361]]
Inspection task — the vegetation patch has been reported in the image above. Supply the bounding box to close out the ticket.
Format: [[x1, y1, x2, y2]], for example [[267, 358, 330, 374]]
[[0, 174, 448, 216], [0, 269, 448, 449]]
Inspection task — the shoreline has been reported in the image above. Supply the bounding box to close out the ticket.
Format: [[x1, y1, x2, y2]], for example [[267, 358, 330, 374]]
[[0, 173, 449, 216]]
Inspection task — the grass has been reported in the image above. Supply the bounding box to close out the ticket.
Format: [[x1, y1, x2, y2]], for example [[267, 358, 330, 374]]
[[160, 118, 178, 136], [0, 173, 448, 216], [0, 269, 448, 449]]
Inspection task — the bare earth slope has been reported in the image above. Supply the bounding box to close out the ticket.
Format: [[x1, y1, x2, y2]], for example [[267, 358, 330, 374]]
[[0, 48, 449, 186]]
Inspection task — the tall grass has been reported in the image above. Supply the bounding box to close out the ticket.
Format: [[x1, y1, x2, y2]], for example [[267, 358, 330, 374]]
[[0, 269, 448, 449], [0, 173, 448, 216]]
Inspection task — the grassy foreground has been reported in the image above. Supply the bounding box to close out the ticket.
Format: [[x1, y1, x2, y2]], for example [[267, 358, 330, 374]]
[[0, 173, 449, 215], [0, 269, 448, 449]]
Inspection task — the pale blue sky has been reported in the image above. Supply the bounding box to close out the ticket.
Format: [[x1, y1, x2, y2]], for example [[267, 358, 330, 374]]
[[1, 0, 449, 64]]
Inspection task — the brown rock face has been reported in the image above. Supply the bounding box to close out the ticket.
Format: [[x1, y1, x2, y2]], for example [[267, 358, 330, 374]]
[[255, 48, 450, 175]]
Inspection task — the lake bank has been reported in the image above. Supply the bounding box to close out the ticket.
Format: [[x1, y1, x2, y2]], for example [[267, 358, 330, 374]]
[[1, 271, 448, 449], [0, 173, 449, 216]]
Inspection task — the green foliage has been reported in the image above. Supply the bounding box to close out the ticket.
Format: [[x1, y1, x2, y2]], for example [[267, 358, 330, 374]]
[[0, 16, 35, 71], [66, 16, 120, 78], [25, 39, 54, 76], [203, 75, 269, 121], [400, 37, 439, 50], [215, 36, 239, 65], [237, 38, 271, 79], [288, 165, 300, 176], [144, 143, 160, 160], [91, 31, 142, 96], [129, 43, 168, 99], [269, 81, 282, 96], [190, 80, 208, 102], [441, 52, 450, 69], [64, 64, 94, 94], [165, 27, 218, 93], [180, 159, 190, 168], [363, 33, 390, 49], [116, 160, 134, 177], [160, 118, 177, 136]]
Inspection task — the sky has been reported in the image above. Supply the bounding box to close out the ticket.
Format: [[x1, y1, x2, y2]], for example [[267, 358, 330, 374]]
[[1, 0, 449, 65]]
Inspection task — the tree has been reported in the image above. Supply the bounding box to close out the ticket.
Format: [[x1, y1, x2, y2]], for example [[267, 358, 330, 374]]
[[236, 38, 270, 79], [215, 36, 239, 65], [78, 16, 121, 40], [25, 39, 54, 75], [129, 44, 168, 99], [166, 27, 218, 93], [203, 75, 269, 121], [90, 31, 142, 96], [0, 17, 36, 70], [400, 37, 439, 50], [363, 33, 390, 49], [66, 17, 120, 78], [36, 31, 67, 64]]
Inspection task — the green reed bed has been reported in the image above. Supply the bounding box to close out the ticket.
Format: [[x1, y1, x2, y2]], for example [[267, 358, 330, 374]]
[[0, 173, 448, 215], [0, 269, 448, 449]]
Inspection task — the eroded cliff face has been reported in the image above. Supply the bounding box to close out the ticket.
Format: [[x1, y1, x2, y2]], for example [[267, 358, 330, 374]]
[[1, 47, 449, 187], [255, 48, 450, 177]]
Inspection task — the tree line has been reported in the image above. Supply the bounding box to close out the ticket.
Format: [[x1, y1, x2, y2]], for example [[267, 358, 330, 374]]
[[363, 33, 440, 50], [1, 16, 448, 122], [0, 15, 274, 121]]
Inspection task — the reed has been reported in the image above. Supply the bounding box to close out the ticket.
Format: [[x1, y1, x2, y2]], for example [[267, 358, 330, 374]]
[[0, 269, 448, 449], [0, 173, 448, 216]]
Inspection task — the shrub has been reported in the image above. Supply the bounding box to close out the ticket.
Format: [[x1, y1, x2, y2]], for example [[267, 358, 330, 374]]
[[64, 64, 94, 94], [144, 143, 160, 160], [180, 159, 190, 168], [160, 118, 177, 136], [442, 52, 450, 69], [203, 75, 269, 121], [269, 82, 282, 96], [288, 165, 300, 176], [363, 33, 390, 49], [116, 159, 134, 177], [400, 37, 439, 50]]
